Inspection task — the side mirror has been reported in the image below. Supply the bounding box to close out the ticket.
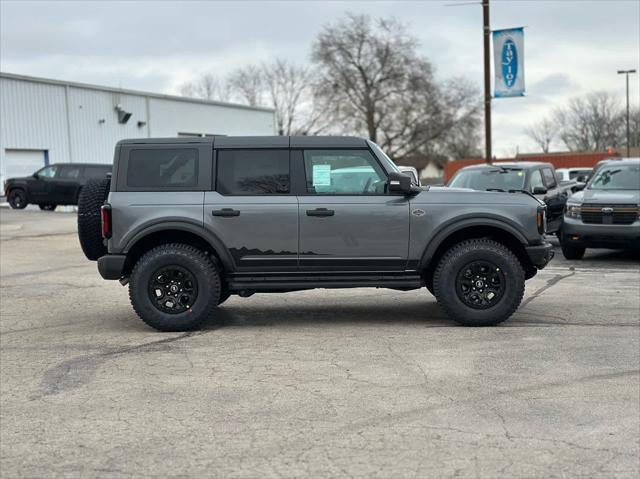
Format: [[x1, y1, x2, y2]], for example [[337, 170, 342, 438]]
[[32, 173, 39, 179], [532, 186, 547, 195], [388, 171, 413, 194], [572, 183, 586, 192]]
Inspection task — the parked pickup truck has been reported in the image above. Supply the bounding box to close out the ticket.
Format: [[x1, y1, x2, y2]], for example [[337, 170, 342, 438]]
[[448, 161, 583, 234], [76, 136, 553, 332]]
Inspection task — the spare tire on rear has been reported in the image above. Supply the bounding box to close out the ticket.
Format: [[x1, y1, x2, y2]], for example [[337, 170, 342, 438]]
[[78, 177, 111, 261]]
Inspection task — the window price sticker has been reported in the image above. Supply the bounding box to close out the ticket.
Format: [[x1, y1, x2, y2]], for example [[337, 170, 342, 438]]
[[312, 164, 331, 186]]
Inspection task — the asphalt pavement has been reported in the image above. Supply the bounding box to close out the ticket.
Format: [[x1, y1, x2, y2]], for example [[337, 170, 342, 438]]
[[1, 207, 639, 478]]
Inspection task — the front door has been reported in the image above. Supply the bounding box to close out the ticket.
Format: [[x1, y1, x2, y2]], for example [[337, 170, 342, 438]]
[[29, 164, 58, 202], [204, 149, 298, 271], [297, 148, 410, 271]]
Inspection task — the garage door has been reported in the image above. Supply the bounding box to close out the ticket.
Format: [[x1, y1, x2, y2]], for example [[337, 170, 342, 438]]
[[1, 149, 47, 195]]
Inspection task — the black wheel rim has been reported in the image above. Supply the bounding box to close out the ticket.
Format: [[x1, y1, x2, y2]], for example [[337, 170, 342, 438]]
[[455, 260, 506, 309], [148, 265, 198, 314], [10, 192, 24, 208]]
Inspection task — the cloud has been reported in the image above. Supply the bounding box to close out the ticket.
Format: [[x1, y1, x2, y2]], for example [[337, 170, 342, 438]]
[[1, 0, 639, 156]]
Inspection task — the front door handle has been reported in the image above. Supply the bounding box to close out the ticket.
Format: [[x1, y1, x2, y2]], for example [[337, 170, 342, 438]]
[[212, 208, 240, 217], [306, 208, 335, 217]]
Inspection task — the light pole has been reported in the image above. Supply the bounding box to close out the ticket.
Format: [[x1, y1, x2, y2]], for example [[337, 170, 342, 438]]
[[617, 69, 636, 158], [483, 0, 492, 164]]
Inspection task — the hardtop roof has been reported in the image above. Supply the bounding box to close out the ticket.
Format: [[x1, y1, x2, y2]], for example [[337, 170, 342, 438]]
[[116, 136, 368, 149]]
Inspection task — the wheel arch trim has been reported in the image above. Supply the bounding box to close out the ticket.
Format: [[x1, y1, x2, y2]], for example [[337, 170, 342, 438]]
[[419, 216, 529, 270], [122, 221, 234, 272]]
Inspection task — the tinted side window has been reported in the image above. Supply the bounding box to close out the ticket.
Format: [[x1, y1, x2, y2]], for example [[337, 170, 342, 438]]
[[127, 149, 198, 188], [303, 149, 386, 194], [542, 168, 556, 188], [58, 165, 82, 180], [216, 150, 289, 195], [530, 170, 545, 190], [84, 165, 110, 179]]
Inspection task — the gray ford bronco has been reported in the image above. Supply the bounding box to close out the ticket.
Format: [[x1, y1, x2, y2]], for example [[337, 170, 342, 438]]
[[77, 136, 553, 331]]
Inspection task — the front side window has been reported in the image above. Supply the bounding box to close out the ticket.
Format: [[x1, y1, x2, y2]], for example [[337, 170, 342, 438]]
[[530, 170, 545, 191], [217, 150, 289, 195], [58, 166, 81, 179], [303, 149, 387, 194], [37, 165, 57, 179], [542, 168, 556, 188], [127, 149, 198, 188]]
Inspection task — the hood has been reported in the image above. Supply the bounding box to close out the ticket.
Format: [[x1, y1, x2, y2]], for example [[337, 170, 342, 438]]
[[571, 189, 640, 204], [4, 176, 32, 183]]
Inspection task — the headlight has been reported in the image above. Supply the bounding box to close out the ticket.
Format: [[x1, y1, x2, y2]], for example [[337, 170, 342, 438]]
[[565, 203, 582, 218]]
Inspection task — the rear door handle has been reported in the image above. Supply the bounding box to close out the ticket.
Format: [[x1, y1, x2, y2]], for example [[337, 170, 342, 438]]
[[212, 208, 240, 217], [306, 208, 335, 217]]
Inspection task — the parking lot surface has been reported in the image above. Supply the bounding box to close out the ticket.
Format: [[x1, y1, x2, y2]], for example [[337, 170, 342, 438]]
[[1, 208, 639, 478]]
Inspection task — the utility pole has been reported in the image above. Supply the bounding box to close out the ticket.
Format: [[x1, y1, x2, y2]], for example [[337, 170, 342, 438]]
[[617, 69, 636, 157], [483, 0, 492, 163]]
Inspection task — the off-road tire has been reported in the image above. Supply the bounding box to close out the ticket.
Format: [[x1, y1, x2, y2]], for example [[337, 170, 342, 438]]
[[217, 288, 231, 306], [39, 204, 57, 211], [433, 239, 525, 327], [8, 189, 27, 209], [77, 178, 110, 261], [129, 243, 221, 332], [560, 243, 585, 260]]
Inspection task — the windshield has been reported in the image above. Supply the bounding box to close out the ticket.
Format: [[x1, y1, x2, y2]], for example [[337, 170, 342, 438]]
[[368, 141, 401, 173], [449, 168, 526, 191], [588, 165, 640, 190]]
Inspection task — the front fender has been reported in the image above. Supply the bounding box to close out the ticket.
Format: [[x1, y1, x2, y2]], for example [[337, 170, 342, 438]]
[[418, 216, 529, 270]]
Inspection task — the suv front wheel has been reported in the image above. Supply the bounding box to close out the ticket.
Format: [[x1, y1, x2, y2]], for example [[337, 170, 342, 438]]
[[129, 243, 221, 331], [433, 239, 525, 326]]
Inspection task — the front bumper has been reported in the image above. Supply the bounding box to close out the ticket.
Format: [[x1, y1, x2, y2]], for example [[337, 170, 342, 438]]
[[562, 217, 640, 249], [525, 242, 554, 269], [97, 254, 126, 280]]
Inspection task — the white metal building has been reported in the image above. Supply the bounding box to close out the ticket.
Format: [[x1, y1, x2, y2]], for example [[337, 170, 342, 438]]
[[0, 72, 275, 191]]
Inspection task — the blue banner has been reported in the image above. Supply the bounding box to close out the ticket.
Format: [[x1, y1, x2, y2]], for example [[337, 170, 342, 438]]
[[493, 27, 525, 98]]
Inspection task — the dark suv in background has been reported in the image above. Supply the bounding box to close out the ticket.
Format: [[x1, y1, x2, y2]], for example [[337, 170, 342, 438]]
[[4, 163, 112, 210], [447, 161, 580, 234]]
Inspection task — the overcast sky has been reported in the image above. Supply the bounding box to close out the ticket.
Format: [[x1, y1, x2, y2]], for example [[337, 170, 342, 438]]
[[1, 0, 639, 156]]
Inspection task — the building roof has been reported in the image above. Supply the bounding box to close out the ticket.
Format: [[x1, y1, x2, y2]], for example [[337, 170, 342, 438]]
[[0, 71, 275, 114]]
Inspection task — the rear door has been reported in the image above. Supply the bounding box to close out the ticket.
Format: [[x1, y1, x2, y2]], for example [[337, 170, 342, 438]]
[[203, 148, 298, 271], [54, 164, 83, 203], [297, 148, 410, 271]]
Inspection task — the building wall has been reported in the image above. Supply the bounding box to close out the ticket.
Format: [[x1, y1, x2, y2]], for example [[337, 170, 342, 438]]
[[0, 74, 275, 190]]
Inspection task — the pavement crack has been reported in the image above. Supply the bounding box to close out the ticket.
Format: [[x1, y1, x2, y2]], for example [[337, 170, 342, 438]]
[[521, 271, 576, 308], [30, 329, 215, 400]]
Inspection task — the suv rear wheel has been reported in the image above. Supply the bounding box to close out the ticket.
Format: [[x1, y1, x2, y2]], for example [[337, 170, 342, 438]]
[[8, 189, 27, 209], [129, 243, 221, 332], [433, 239, 525, 326]]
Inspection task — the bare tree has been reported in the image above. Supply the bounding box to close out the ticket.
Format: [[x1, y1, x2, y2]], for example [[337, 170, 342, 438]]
[[227, 65, 264, 107], [178, 74, 232, 102], [262, 60, 317, 135], [523, 118, 557, 153], [311, 13, 481, 163], [553, 91, 624, 151]]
